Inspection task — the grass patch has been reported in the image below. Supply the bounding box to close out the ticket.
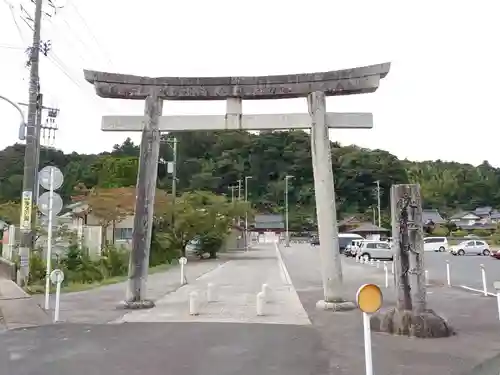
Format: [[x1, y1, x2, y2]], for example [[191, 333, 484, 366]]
[[24, 262, 173, 295]]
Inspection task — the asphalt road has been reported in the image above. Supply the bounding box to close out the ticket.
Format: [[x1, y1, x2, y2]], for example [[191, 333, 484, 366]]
[[283, 242, 500, 294], [423, 251, 500, 293], [1, 323, 330, 375]]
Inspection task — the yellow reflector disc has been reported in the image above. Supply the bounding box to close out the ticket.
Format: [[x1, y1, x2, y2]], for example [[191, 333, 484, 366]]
[[356, 283, 383, 313]]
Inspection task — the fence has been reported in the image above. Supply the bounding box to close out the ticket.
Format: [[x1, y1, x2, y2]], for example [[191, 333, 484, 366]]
[[1, 224, 103, 262]]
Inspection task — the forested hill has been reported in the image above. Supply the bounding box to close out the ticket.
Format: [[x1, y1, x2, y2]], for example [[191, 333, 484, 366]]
[[0, 130, 498, 220]]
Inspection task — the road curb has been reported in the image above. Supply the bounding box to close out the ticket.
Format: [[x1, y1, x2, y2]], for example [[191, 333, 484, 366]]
[[274, 242, 292, 285]]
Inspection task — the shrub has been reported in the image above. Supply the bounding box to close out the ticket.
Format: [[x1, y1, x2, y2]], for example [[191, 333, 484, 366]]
[[452, 230, 467, 238], [100, 245, 129, 277], [472, 229, 491, 237], [199, 233, 224, 259]]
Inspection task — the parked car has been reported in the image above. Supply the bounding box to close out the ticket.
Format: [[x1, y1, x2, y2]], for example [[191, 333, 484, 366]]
[[450, 240, 491, 256], [310, 233, 363, 253], [423, 237, 448, 252], [357, 240, 393, 261], [345, 239, 364, 257], [491, 251, 500, 260]]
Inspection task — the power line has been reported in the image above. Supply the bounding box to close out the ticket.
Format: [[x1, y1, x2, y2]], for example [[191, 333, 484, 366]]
[[4, 0, 28, 45], [67, 0, 114, 68]]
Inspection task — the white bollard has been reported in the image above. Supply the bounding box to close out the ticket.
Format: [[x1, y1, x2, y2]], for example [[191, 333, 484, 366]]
[[256, 291, 265, 316], [189, 291, 199, 315], [207, 283, 216, 302], [49, 269, 64, 323], [179, 257, 188, 285], [446, 260, 451, 287], [370, 259, 374, 266], [494, 282, 500, 321], [360, 257, 364, 264], [384, 262, 389, 288], [481, 264, 488, 297], [391, 261, 395, 275], [261, 283, 269, 302], [376, 260, 380, 269], [355, 255, 359, 263], [425, 270, 429, 286]]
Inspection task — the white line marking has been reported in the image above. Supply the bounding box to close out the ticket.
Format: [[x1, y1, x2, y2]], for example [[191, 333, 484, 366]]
[[274, 242, 292, 285], [458, 285, 496, 297]]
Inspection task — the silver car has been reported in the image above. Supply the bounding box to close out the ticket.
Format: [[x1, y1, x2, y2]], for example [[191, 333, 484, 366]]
[[450, 240, 491, 256]]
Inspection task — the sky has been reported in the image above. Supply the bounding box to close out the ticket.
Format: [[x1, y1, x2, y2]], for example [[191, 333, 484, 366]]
[[0, 0, 499, 166]]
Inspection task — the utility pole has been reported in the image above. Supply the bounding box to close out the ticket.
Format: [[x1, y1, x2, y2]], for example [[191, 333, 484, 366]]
[[375, 180, 381, 227], [19, 100, 60, 205], [244, 176, 252, 251], [285, 175, 294, 247], [18, 0, 43, 285]]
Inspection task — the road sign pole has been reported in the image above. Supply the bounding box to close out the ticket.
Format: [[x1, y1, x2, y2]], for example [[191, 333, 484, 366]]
[[356, 284, 383, 375], [362, 311, 373, 375], [44, 168, 54, 310]]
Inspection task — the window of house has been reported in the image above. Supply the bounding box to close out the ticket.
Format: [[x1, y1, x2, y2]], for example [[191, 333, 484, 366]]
[[115, 228, 133, 240]]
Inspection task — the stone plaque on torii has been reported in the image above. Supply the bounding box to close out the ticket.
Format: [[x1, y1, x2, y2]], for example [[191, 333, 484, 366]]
[[84, 63, 391, 310]]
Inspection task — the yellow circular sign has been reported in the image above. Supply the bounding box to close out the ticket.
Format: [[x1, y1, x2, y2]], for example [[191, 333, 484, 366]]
[[356, 284, 383, 313]]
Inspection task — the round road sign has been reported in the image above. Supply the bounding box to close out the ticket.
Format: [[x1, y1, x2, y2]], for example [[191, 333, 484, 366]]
[[50, 269, 65, 284], [39, 166, 64, 190], [356, 284, 383, 313], [38, 191, 63, 216], [179, 257, 187, 265]]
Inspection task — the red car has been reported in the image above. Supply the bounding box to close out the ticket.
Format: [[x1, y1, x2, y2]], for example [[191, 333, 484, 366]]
[[491, 251, 500, 260]]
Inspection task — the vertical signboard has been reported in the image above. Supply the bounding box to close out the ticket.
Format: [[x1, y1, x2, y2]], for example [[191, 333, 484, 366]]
[[20, 190, 33, 231]]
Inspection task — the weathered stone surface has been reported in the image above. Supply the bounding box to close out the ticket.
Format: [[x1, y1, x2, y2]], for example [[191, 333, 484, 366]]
[[370, 307, 454, 338], [315, 299, 356, 312], [83, 63, 391, 100], [119, 299, 155, 310]]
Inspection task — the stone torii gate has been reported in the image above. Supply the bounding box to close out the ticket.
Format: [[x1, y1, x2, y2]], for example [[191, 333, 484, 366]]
[[84, 63, 391, 310]]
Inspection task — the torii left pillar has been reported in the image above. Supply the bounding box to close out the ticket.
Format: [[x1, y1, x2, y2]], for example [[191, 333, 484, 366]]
[[122, 93, 162, 309]]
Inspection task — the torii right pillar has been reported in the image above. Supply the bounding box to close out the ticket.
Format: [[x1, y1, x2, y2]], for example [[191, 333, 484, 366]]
[[309, 91, 355, 311]]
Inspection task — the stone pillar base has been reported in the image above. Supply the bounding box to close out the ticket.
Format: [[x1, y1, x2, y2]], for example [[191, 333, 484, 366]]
[[370, 307, 454, 338], [316, 299, 356, 311], [119, 299, 155, 310]]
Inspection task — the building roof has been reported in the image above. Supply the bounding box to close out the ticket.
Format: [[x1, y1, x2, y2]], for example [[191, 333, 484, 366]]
[[348, 222, 389, 233], [449, 211, 479, 220], [473, 206, 493, 216], [491, 210, 500, 219], [253, 214, 284, 230], [422, 209, 446, 225]]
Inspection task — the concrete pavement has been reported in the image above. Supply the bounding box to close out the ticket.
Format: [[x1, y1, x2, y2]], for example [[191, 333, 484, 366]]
[[33, 257, 226, 324], [117, 246, 310, 325]]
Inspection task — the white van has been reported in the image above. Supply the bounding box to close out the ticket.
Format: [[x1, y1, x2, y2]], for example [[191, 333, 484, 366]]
[[423, 237, 448, 252], [338, 233, 363, 253]]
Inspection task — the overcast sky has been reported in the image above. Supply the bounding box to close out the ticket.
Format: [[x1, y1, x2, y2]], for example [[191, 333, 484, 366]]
[[0, 0, 498, 166]]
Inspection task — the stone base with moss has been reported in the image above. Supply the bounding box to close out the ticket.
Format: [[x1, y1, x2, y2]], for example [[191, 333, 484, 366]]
[[119, 299, 155, 310], [370, 307, 454, 338], [316, 299, 356, 311]]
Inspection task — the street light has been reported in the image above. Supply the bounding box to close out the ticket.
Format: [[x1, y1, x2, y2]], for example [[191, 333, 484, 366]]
[[285, 175, 294, 247], [375, 180, 381, 228], [244, 176, 253, 251], [0, 95, 27, 140]]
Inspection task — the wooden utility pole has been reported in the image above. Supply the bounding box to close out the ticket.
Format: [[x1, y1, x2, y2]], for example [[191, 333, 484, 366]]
[[125, 93, 162, 308], [18, 0, 43, 285]]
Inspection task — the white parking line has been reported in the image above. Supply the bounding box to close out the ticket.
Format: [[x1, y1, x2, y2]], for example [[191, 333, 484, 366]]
[[458, 285, 496, 297]]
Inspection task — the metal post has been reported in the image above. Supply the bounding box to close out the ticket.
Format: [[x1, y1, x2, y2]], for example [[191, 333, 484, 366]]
[[19, 0, 44, 286], [285, 175, 293, 247], [375, 180, 381, 228], [0, 95, 27, 140], [245, 176, 252, 251], [34, 93, 43, 205], [171, 137, 177, 229], [237, 179, 242, 226], [44, 168, 54, 310]]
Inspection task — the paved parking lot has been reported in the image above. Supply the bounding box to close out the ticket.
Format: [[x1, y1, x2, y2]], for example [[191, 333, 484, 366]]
[[424, 251, 500, 294]]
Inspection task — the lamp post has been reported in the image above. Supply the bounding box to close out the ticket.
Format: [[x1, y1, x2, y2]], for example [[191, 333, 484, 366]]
[[285, 175, 294, 247], [375, 180, 381, 227], [0, 95, 27, 140], [244, 176, 252, 251]]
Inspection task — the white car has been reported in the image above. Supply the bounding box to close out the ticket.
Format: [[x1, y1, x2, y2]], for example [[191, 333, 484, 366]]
[[357, 240, 393, 261], [450, 240, 491, 256], [423, 237, 448, 252]]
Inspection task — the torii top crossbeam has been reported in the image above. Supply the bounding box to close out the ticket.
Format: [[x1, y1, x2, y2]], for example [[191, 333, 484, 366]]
[[83, 63, 391, 100]]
